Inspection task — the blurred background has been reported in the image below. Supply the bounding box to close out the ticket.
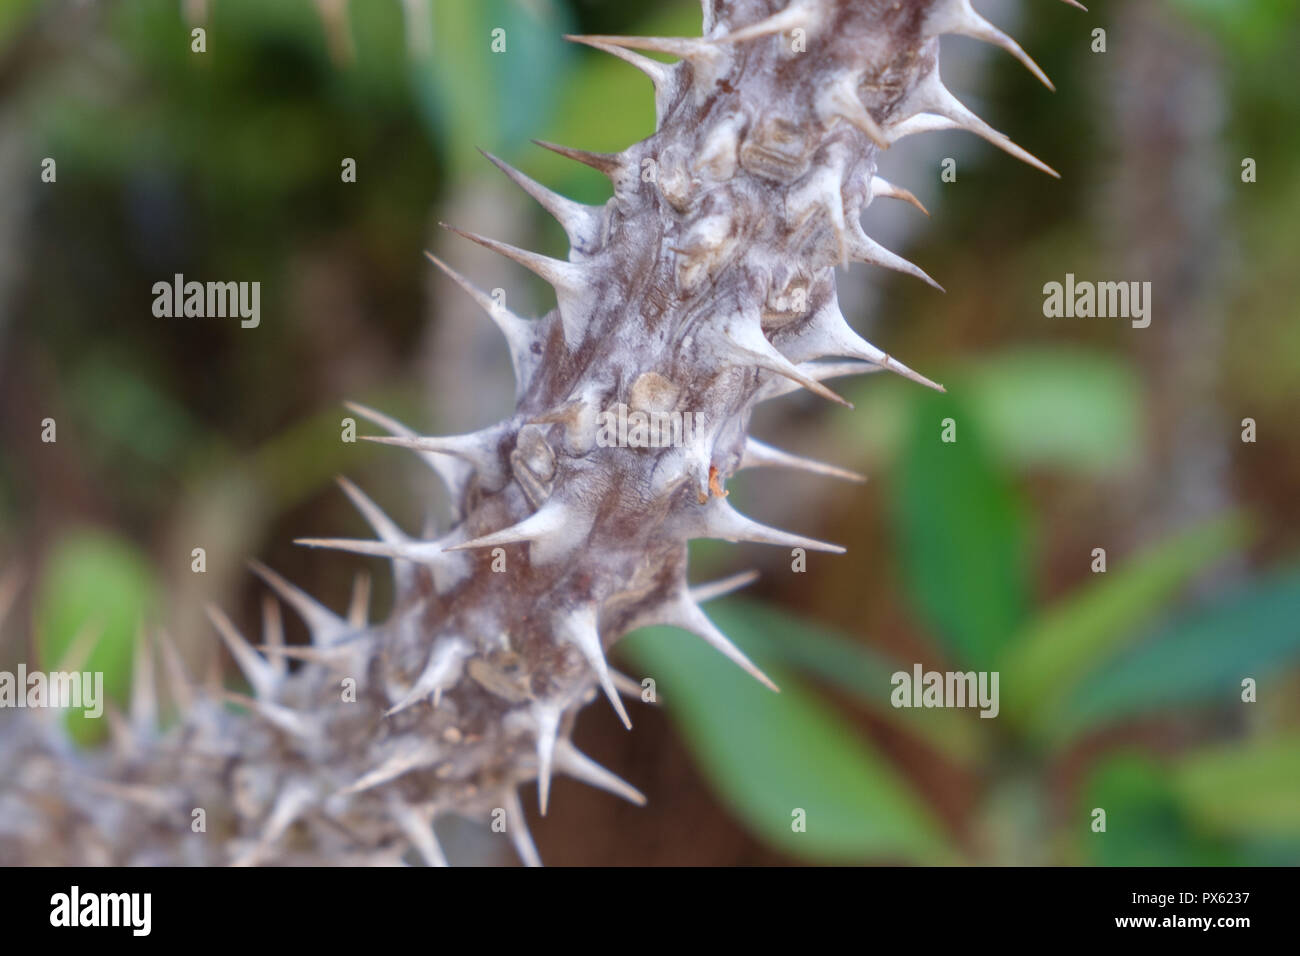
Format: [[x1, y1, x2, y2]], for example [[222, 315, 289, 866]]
[[1, 0, 1298, 865]]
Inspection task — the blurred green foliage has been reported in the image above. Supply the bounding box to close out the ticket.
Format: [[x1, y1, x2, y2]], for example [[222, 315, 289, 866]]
[[835, 348, 1141, 476], [1171, 0, 1299, 57], [1002, 513, 1249, 733], [893, 389, 1032, 671], [622, 338, 1297, 864], [1053, 567, 1300, 743], [622, 622, 952, 864], [34, 528, 158, 745]]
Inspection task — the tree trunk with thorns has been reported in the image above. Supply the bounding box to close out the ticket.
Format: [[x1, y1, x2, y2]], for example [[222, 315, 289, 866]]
[[0, 0, 1081, 866]]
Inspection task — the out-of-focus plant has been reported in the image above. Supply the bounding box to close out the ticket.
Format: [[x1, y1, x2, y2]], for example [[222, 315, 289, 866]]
[[624, 348, 1300, 865]]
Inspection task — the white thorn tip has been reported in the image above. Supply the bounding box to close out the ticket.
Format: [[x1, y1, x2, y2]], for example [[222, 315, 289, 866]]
[[384, 639, 469, 717], [661, 595, 779, 692], [130, 628, 157, 738], [870, 176, 929, 216], [563, 34, 669, 88], [557, 606, 631, 730], [504, 789, 542, 867], [555, 739, 646, 806], [533, 702, 561, 816], [931, 0, 1055, 91], [848, 228, 945, 292], [560, 33, 712, 63], [718, 4, 815, 45], [248, 560, 349, 648], [388, 801, 448, 867], [205, 604, 278, 700], [440, 222, 586, 294], [476, 150, 601, 248], [689, 570, 760, 604], [719, 318, 854, 408], [742, 437, 866, 483], [700, 499, 846, 554]]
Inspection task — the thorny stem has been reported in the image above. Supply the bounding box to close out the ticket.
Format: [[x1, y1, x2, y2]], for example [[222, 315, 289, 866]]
[[0, 0, 1081, 866]]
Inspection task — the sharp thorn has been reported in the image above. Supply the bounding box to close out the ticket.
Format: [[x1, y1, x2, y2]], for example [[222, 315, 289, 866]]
[[129, 627, 157, 738], [261, 594, 287, 680], [338, 739, 441, 796], [847, 226, 945, 292], [688, 570, 760, 604], [532, 702, 561, 816], [384, 638, 469, 717], [556, 605, 631, 730], [564, 34, 669, 89], [342, 401, 473, 504], [718, 4, 816, 44], [557, 33, 712, 63], [347, 571, 371, 628], [440, 222, 587, 294], [504, 788, 542, 867], [475, 151, 602, 252], [156, 628, 196, 714], [696, 498, 846, 554], [206, 604, 278, 700], [220, 690, 315, 739], [248, 560, 350, 648], [661, 595, 780, 692], [531, 139, 624, 179], [718, 317, 854, 408], [388, 800, 448, 867], [870, 176, 929, 216], [555, 738, 646, 806], [741, 436, 866, 483]]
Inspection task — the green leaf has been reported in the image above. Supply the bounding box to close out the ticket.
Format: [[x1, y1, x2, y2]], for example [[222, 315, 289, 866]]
[[419, 0, 573, 176], [619, 620, 954, 863], [1170, 0, 1300, 57], [69, 353, 200, 470], [1079, 754, 1242, 866], [1171, 735, 1300, 838], [960, 348, 1140, 477], [1000, 513, 1249, 733], [0, 0, 39, 52], [708, 600, 987, 767], [891, 390, 1030, 669], [1076, 746, 1300, 865], [1046, 565, 1300, 743], [33, 528, 159, 746], [841, 348, 1140, 478], [1175, 733, 1300, 837]]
